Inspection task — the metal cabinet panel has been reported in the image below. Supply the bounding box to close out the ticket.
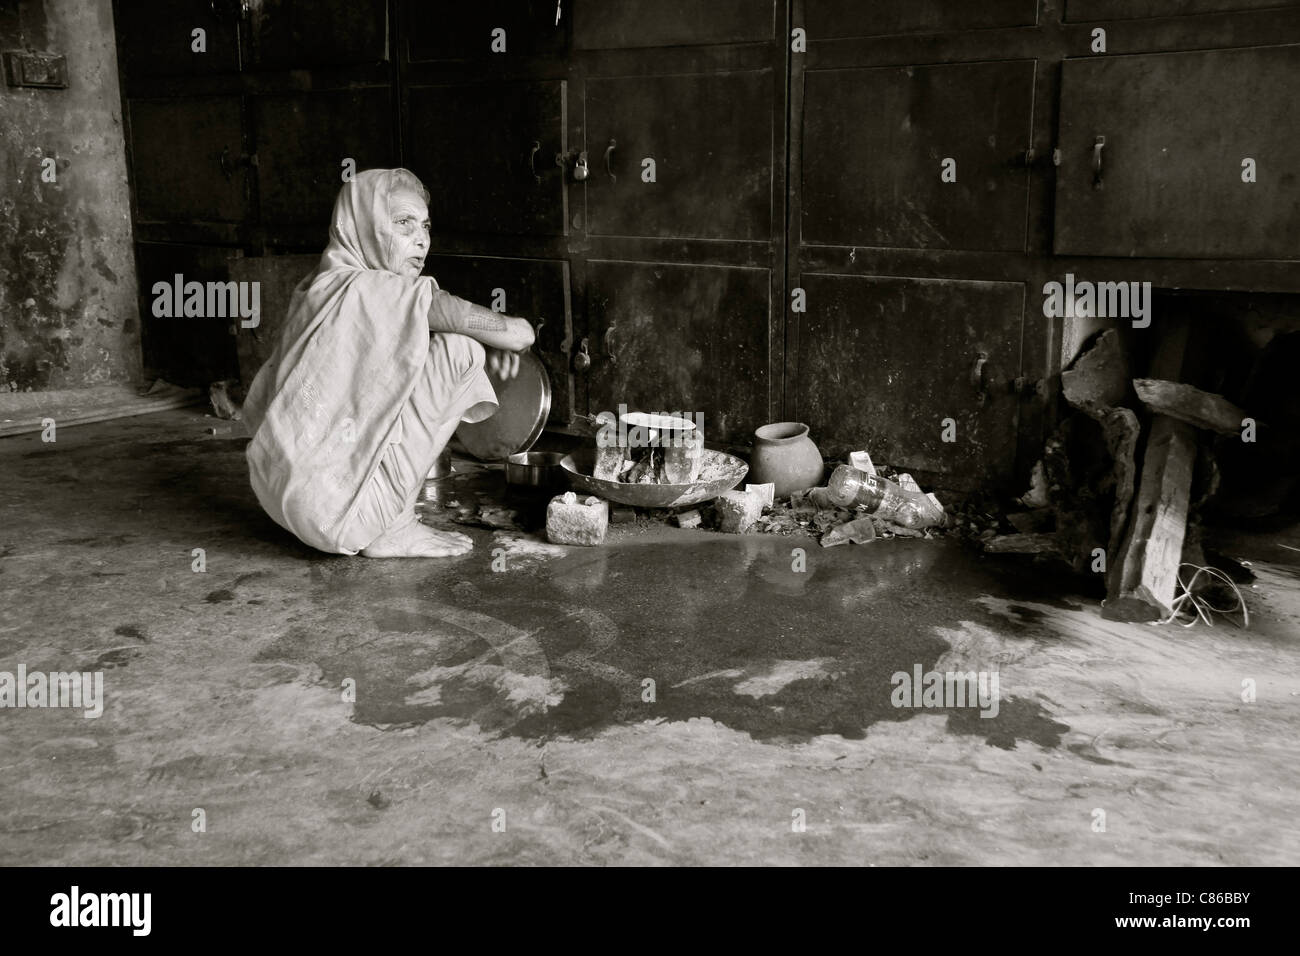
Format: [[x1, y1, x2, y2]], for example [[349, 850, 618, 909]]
[[405, 0, 566, 60], [805, 0, 1037, 39], [1067, 0, 1294, 21], [253, 91, 396, 228], [114, 0, 242, 78], [424, 254, 575, 424], [228, 254, 320, 388], [801, 60, 1035, 251], [129, 97, 247, 223], [133, 243, 242, 386], [574, 0, 775, 49], [1054, 45, 1300, 259], [794, 274, 1025, 484], [585, 260, 772, 443], [407, 81, 566, 237], [585, 71, 774, 241], [245, 0, 389, 70]]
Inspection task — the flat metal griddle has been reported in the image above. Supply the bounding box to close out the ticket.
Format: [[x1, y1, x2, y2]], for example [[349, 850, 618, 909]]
[[454, 350, 551, 461]]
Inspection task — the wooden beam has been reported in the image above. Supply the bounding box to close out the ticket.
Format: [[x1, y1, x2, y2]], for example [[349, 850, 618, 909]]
[[1104, 416, 1197, 621], [1133, 378, 1247, 435]]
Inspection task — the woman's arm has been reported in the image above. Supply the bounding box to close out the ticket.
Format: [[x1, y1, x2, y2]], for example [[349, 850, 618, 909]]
[[428, 289, 536, 352]]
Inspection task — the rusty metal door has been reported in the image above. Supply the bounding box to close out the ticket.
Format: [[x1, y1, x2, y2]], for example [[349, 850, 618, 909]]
[[790, 29, 1038, 487], [801, 60, 1036, 251], [114, 0, 242, 77], [253, 89, 397, 233], [242, 0, 390, 70], [404, 0, 567, 60], [405, 81, 568, 238], [793, 275, 1026, 481], [1053, 44, 1300, 259], [570, 0, 788, 444]]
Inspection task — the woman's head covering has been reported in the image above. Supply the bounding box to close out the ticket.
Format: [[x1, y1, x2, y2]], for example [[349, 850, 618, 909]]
[[240, 169, 441, 550], [322, 167, 429, 275]]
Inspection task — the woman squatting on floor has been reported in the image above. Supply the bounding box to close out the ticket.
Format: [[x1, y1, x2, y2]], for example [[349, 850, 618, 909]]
[[242, 168, 535, 558]]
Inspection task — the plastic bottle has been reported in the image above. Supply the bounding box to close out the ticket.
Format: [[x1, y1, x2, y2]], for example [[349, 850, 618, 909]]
[[827, 465, 942, 530]]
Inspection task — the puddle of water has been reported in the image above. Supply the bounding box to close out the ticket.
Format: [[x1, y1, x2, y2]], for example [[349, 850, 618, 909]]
[[258, 535, 1073, 750]]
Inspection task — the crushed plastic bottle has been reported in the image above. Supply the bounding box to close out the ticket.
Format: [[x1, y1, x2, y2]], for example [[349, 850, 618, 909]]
[[827, 464, 944, 530]]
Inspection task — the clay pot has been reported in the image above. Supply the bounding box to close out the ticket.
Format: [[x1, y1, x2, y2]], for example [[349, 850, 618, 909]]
[[747, 422, 824, 498]]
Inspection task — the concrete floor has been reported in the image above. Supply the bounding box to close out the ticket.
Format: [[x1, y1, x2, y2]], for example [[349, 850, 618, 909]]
[[1, 408, 1298, 865]]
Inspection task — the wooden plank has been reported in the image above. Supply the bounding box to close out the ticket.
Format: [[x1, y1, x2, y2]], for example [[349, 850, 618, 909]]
[[1104, 312, 1197, 621], [1133, 378, 1247, 435], [1104, 416, 1197, 621]]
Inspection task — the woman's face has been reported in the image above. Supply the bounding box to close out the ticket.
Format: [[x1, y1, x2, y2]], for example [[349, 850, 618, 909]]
[[387, 188, 430, 276]]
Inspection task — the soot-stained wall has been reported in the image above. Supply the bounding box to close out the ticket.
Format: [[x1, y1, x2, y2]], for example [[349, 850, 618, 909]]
[[0, 0, 139, 392]]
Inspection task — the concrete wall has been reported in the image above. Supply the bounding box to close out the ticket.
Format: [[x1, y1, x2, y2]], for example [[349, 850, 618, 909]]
[[0, 0, 139, 392]]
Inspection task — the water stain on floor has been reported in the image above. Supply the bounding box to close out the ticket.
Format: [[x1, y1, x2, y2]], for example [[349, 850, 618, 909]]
[[255, 533, 1072, 750]]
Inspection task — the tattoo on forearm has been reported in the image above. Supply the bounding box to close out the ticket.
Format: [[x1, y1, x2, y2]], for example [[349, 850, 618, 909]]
[[467, 311, 507, 332]]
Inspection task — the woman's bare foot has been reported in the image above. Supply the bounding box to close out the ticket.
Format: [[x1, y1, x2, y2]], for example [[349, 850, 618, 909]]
[[361, 514, 473, 558]]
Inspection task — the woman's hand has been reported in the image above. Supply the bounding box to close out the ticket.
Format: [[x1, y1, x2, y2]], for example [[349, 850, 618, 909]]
[[487, 348, 522, 380]]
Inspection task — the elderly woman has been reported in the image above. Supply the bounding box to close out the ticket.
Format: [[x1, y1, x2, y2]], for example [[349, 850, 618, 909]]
[[242, 168, 534, 558]]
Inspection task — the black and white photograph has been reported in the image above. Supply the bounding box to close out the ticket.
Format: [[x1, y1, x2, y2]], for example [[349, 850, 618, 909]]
[[1, 0, 1297, 907]]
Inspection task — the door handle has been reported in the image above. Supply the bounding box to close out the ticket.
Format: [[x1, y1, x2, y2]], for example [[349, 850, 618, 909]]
[[219, 146, 255, 181], [970, 351, 990, 393], [604, 138, 617, 182], [1092, 135, 1106, 189], [604, 323, 618, 365], [528, 140, 542, 184]]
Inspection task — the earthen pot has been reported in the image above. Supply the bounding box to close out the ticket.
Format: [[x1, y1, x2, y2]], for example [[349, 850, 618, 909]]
[[747, 422, 824, 499]]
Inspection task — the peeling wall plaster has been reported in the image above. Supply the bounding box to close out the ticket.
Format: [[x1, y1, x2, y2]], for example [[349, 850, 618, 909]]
[[0, 0, 140, 392]]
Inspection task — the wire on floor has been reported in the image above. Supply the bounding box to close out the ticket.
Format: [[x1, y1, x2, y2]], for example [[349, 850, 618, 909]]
[[1154, 563, 1250, 629]]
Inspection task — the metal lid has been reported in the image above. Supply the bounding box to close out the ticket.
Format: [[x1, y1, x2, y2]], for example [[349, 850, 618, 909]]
[[454, 350, 551, 461]]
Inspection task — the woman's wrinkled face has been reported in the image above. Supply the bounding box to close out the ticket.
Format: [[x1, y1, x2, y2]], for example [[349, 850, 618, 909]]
[[387, 188, 430, 276]]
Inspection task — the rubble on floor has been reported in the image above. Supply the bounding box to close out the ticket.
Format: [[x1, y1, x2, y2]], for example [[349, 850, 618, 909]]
[[992, 314, 1295, 628]]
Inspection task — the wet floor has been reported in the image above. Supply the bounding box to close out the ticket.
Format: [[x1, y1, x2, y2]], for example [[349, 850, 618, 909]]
[[1, 409, 1298, 865]]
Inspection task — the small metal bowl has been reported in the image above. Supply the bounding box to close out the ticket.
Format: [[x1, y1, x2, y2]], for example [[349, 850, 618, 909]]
[[505, 451, 568, 494]]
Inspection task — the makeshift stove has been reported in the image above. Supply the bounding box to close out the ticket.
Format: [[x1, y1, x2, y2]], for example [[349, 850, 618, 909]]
[[562, 410, 749, 509]]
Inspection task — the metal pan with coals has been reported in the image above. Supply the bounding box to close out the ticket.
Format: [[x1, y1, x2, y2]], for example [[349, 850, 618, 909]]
[[561, 447, 748, 509]]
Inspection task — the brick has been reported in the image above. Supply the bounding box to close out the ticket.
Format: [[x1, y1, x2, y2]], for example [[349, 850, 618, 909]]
[[716, 490, 762, 534], [546, 493, 609, 546]]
